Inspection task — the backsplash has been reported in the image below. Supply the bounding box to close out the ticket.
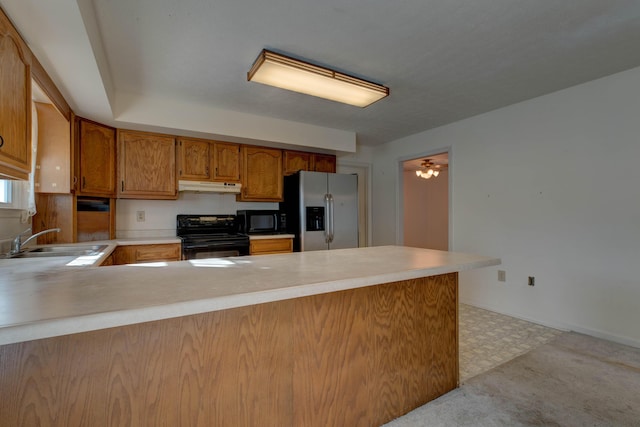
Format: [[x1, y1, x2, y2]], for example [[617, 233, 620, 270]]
[[116, 192, 277, 238]]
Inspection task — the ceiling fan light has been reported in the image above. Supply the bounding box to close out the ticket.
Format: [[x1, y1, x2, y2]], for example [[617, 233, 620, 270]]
[[248, 50, 389, 107], [433, 170, 439, 177]]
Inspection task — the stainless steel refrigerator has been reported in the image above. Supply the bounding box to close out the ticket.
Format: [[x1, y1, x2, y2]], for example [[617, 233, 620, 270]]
[[280, 171, 358, 251]]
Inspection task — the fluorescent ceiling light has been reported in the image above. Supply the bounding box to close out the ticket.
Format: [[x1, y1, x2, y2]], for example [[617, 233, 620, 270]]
[[248, 49, 389, 108]]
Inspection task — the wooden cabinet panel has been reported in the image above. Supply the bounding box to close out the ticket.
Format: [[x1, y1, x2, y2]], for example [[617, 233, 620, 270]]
[[118, 130, 177, 199], [213, 141, 240, 182], [238, 145, 283, 201], [34, 102, 71, 193], [0, 273, 457, 427], [311, 153, 336, 173], [0, 8, 31, 180], [250, 238, 293, 255], [177, 137, 210, 180], [32, 194, 75, 244], [283, 150, 311, 176], [113, 243, 181, 265], [77, 119, 116, 196], [284, 150, 336, 175]]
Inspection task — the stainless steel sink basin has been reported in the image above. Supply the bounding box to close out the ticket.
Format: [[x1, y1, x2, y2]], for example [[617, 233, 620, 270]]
[[8, 244, 108, 258]]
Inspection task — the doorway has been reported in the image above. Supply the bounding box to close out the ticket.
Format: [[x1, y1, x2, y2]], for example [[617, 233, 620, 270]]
[[401, 151, 449, 250]]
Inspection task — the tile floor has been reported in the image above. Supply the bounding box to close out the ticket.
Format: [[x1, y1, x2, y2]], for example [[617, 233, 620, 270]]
[[458, 303, 563, 382]]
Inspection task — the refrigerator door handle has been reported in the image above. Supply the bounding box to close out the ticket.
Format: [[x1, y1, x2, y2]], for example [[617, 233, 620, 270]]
[[328, 193, 335, 243], [324, 193, 332, 243]]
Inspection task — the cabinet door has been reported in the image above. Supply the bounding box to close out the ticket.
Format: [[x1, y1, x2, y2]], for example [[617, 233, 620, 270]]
[[0, 9, 31, 180], [213, 142, 240, 182], [78, 119, 116, 196], [118, 130, 177, 199], [238, 146, 283, 201], [177, 137, 210, 181], [312, 154, 337, 173], [283, 150, 311, 176], [113, 244, 181, 264]]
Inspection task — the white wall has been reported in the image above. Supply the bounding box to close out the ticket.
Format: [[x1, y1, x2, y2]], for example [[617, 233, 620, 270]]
[[403, 170, 448, 250], [372, 65, 640, 348]]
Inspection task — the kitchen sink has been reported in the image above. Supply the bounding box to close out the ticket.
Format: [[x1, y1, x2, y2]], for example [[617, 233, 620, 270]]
[[8, 244, 108, 258]]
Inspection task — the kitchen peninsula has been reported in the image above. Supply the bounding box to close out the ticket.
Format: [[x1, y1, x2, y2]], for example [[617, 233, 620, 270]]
[[0, 246, 499, 427]]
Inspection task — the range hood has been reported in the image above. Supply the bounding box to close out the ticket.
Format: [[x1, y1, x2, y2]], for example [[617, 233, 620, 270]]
[[178, 180, 242, 194]]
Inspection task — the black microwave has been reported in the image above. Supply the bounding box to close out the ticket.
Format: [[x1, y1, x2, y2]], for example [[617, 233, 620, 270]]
[[237, 210, 287, 234]]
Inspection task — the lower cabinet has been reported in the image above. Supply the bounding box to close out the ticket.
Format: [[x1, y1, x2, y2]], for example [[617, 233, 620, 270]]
[[250, 238, 293, 255], [111, 243, 181, 265]]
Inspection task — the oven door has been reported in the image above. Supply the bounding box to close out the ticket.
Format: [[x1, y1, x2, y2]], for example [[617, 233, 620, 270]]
[[182, 239, 250, 260]]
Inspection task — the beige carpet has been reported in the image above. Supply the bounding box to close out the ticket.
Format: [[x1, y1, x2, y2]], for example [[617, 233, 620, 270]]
[[383, 332, 640, 426]]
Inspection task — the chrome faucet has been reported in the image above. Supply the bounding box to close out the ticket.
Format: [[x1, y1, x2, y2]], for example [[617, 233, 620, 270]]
[[10, 228, 61, 255]]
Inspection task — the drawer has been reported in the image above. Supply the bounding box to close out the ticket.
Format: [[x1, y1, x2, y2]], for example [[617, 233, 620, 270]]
[[250, 238, 293, 255], [113, 243, 181, 264]]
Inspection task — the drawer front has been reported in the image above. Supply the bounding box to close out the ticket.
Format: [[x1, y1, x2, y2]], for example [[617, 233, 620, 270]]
[[134, 244, 181, 261], [250, 238, 293, 255], [113, 243, 181, 264]]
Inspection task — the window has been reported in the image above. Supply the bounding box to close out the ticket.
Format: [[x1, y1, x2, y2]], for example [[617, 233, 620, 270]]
[[0, 179, 11, 205]]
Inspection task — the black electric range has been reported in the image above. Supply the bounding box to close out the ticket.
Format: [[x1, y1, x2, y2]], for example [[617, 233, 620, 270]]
[[177, 214, 250, 259]]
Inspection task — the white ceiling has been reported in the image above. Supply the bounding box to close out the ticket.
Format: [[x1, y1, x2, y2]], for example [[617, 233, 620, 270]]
[[3, 0, 640, 148]]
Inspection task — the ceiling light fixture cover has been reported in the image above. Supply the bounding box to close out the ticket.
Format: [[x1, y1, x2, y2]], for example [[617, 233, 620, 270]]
[[247, 49, 389, 108]]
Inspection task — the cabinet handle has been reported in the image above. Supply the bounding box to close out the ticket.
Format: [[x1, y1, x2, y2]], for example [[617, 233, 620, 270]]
[[82, 176, 86, 188], [0, 135, 4, 148], [121, 181, 124, 192]]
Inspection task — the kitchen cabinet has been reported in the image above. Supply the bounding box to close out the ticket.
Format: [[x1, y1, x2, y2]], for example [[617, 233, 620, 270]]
[[32, 195, 116, 244], [33, 102, 71, 193], [237, 145, 283, 202], [112, 243, 181, 264], [177, 137, 210, 180], [212, 141, 240, 182], [283, 150, 311, 176], [0, 8, 31, 180], [283, 150, 336, 175], [118, 130, 177, 199], [77, 118, 116, 196], [249, 237, 293, 255], [311, 153, 336, 173], [177, 138, 240, 182]]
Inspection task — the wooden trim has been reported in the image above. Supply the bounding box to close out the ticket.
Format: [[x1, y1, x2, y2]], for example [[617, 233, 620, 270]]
[[31, 54, 71, 121]]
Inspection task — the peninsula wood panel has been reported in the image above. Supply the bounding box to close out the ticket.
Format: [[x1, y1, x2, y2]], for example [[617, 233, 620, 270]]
[[0, 273, 457, 427]]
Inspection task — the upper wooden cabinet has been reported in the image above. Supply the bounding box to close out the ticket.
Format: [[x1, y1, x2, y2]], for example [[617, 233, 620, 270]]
[[34, 103, 71, 193], [177, 138, 240, 183], [177, 137, 210, 181], [77, 118, 116, 197], [284, 150, 337, 175], [0, 8, 31, 180], [118, 130, 177, 199], [213, 141, 240, 182], [283, 150, 312, 176], [238, 145, 283, 202], [311, 153, 337, 173]]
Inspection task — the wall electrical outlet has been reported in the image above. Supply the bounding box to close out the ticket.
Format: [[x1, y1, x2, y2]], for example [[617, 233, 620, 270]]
[[528, 276, 535, 286], [136, 211, 146, 222], [498, 270, 506, 282]]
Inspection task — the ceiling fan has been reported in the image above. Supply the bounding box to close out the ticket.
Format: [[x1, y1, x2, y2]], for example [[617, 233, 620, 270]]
[[416, 158, 447, 179]]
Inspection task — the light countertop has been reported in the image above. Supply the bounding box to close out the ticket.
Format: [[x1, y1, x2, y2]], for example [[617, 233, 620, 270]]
[[0, 246, 500, 346]]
